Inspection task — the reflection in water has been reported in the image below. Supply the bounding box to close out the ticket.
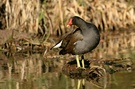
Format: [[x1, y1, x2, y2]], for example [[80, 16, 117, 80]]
[[62, 58, 108, 89], [0, 47, 135, 89]]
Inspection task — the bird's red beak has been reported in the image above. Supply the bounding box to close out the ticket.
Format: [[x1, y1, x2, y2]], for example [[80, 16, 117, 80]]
[[67, 18, 72, 27]]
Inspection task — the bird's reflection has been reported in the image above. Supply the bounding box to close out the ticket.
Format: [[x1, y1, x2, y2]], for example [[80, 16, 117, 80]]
[[62, 59, 107, 89], [77, 79, 85, 89]]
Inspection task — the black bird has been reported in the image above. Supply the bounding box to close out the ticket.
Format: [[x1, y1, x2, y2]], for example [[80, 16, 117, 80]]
[[51, 16, 100, 68]]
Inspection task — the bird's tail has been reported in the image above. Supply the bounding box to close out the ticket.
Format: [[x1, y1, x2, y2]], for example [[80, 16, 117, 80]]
[[50, 40, 63, 50]]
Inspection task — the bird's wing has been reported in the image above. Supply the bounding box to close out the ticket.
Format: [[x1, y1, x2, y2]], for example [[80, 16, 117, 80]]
[[50, 29, 75, 49], [60, 28, 83, 54]]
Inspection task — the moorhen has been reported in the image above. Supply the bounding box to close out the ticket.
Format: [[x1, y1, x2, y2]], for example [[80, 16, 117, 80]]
[[51, 16, 100, 68]]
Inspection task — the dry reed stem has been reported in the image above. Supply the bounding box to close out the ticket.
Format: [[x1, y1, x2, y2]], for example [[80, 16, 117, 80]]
[[2, 0, 135, 37], [46, 0, 135, 35], [1, 0, 135, 35], [4, 0, 41, 34]]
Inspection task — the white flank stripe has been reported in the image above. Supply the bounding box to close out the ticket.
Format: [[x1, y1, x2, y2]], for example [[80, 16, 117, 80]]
[[53, 40, 63, 48]]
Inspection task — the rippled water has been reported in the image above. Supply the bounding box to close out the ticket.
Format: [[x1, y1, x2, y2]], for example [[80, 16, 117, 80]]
[[0, 51, 135, 89], [108, 71, 135, 89]]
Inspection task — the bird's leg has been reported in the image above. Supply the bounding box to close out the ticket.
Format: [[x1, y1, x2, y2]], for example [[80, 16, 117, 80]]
[[81, 55, 85, 68], [76, 55, 81, 68]]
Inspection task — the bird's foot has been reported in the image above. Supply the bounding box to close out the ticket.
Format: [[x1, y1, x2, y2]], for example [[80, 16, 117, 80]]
[[76, 66, 86, 70]]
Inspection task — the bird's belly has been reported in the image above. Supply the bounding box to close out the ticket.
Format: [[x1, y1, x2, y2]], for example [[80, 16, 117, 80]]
[[74, 39, 99, 54]]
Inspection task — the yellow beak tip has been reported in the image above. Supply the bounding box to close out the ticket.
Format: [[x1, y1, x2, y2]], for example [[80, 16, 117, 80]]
[[66, 25, 70, 27]]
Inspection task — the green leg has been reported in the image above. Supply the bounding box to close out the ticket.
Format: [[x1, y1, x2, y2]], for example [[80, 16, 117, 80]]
[[76, 55, 81, 68], [81, 55, 85, 68]]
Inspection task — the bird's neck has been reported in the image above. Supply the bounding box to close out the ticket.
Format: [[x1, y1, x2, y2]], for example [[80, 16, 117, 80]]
[[76, 20, 89, 33]]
